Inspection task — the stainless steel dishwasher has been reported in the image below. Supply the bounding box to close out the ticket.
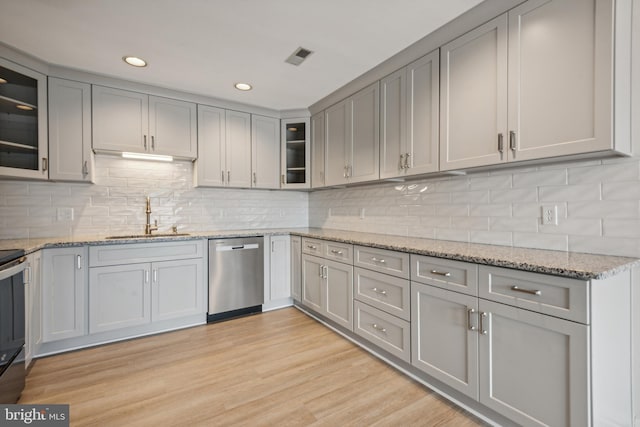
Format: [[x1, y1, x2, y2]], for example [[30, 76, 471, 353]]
[[208, 236, 264, 322]]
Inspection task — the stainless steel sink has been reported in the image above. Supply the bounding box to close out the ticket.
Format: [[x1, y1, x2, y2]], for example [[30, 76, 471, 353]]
[[105, 233, 191, 240]]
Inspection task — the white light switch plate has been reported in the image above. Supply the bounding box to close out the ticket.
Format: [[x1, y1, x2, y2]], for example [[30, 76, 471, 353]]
[[57, 207, 74, 222]]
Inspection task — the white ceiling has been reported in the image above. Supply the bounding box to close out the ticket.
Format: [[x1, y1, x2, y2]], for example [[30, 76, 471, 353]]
[[0, 0, 484, 111]]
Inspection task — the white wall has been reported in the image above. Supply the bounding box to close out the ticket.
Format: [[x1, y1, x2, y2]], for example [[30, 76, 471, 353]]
[[0, 155, 308, 239], [309, 156, 640, 258]]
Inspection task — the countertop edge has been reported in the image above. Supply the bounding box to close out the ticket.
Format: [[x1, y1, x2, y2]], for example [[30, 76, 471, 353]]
[[4, 228, 638, 281]]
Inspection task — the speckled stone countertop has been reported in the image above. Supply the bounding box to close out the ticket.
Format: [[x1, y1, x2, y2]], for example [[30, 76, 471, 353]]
[[1, 228, 637, 280]]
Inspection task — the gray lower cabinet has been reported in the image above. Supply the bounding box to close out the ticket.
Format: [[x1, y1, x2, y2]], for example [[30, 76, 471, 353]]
[[411, 282, 479, 399], [354, 300, 410, 363], [301, 253, 353, 331], [41, 247, 87, 342], [478, 299, 588, 427], [89, 263, 151, 333]]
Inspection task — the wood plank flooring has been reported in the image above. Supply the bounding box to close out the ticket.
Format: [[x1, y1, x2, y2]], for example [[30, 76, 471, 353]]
[[20, 308, 486, 426]]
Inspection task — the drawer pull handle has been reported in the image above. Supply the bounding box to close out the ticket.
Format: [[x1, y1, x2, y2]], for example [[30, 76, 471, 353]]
[[307, 245, 317, 250], [480, 312, 488, 335], [430, 270, 451, 277], [330, 249, 343, 255], [371, 257, 386, 264], [371, 287, 387, 296], [372, 323, 386, 333], [511, 285, 541, 296], [467, 308, 476, 331]]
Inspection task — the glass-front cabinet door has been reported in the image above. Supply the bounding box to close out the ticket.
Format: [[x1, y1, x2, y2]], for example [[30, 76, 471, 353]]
[[0, 58, 48, 180], [281, 118, 310, 189]]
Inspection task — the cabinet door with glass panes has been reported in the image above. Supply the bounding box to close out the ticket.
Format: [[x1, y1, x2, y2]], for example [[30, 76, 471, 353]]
[[281, 118, 310, 189], [0, 58, 48, 180]]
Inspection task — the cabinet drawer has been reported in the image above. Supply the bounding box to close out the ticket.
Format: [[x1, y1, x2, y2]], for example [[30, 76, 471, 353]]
[[479, 266, 589, 324], [354, 246, 409, 279], [354, 268, 410, 321], [354, 301, 411, 363], [411, 255, 478, 295], [324, 241, 353, 263], [301, 238, 324, 256], [89, 240, 204, 267]]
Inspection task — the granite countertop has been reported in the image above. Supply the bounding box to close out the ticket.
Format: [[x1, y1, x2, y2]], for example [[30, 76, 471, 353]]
[[1, 228, 637, 280]]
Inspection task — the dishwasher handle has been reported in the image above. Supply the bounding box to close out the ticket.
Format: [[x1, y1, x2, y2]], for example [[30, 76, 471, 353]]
[[215, 243, 260, 252]]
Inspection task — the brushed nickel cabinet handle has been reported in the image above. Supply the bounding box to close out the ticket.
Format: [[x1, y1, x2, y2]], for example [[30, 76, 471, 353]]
[[467, 308, 476, 331], [319, 264, 323, 277], [400, 153, 405, 169], [480, 312, 488, 335], [371, 257, 385, 264], [404, 153, 410, 169], [372, 323, 387, 333], [253, 172, 257, 185], [151, 135, 155, 150], [145, 270, 150, 284], [330, 249, 343, 255], [42, 157, 48, 172], [498, 133, 504, 153], [430, 269, 451, 277], [306, 244, 317, 250], [511, 285, 541, 296], [153, 269, 158, 283], [82, 160, 89, 176], [509, 130, 516, 152], [76, 255, 82, 270], [281, 174, 285, 184], [322, 265, 328, 279], [144, 135, 147, 150], [371, 287, 387, 296]]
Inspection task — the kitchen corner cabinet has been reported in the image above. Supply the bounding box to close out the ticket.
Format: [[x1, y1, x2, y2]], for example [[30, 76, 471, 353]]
[[0, 57, 48, 180], [41, 247, 87, 342], [325, 82, 380, 186], [88, 241, 205, 334], [310, 112, 325, 188], [380, 51, 439, 179], [281, 118, 310, 189], [252, 115, 280, 189], [194, 105, 252, 188], [290, 236, 302, 301], [92, 86, 197, 159], [440, 0, 621, 171], [48, 77, 94, 183]]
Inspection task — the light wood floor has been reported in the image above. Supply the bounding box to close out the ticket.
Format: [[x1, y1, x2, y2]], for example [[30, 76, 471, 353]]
[[21, 308, 486, 426]]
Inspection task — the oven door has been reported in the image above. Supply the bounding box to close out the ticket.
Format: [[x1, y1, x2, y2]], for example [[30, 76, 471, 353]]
[[0, 257, 26, 375]]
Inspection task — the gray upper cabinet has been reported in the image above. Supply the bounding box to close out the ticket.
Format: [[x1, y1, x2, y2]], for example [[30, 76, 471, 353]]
[[381, 51, 439, 179], [281, 118, 310, 189], [194, 106, 251, 188], [440, 15, 508, 170], [92, 86, 197, 159], [48, 77, 93, 183], [441, 0, 621, 171], [251, 114, 280, 189], [0, 57, 48, 180], [325, 82, 380, 186], [506, 0, 615, 161], [311, 112, 325, 188]]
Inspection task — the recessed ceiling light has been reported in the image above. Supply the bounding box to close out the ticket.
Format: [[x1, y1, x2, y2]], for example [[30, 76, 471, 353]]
[[123, 56, 147, 67], [234, 83, 252, 91], [16, 104, 34, 111], [0, 78, 7, 84]]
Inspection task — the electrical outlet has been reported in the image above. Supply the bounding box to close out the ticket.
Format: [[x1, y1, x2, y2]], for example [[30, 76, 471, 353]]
[[541, 205, 557, 226], [57, 207, 74, 222]]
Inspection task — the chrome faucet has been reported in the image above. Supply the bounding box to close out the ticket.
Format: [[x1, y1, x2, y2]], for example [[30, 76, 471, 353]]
[[145, 196, 158, 235]]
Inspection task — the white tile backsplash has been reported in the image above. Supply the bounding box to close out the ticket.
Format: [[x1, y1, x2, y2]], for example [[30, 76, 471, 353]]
[[0, 155, 308, 239], [309, 157, 640, 258]]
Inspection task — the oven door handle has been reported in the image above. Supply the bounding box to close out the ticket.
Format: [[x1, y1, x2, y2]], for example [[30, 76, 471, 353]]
[[0, 257, 27, 281]]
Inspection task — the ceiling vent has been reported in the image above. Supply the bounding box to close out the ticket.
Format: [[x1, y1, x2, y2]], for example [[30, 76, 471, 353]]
[[285, 47, 313, 66]]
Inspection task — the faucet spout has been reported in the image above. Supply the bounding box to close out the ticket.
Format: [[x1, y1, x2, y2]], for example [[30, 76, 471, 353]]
[[145, 196, 159, 235]]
